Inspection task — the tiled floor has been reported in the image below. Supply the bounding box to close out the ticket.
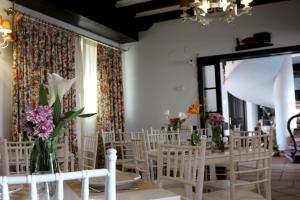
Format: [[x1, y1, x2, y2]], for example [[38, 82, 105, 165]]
[[271, 156, 300, 200]]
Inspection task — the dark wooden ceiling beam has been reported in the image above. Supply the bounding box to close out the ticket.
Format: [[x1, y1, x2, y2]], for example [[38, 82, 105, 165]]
[[136, 10, 182, 31], [118, 0, 181, 13], [14, 0, 138, 43]]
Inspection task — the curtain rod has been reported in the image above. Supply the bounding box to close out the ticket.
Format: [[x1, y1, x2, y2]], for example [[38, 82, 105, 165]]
[[14, 9, 129, 52]]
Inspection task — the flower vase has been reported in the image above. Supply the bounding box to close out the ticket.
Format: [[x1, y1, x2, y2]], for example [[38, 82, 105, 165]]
[[211, 128, 225, 153], [191, 126, 200, 146], [31, 139, 59, 199]]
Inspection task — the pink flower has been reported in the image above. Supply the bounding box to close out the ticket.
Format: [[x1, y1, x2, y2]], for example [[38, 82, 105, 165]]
[[207, 113, 224, 129], [23, 106, 55, 139]]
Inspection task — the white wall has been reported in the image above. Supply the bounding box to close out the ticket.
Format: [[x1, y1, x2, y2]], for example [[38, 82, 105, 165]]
[[274, 56, 297, 150], [122, 0, 300, 132], [0, 0, 13, 138], [246, 102, 258, 131]]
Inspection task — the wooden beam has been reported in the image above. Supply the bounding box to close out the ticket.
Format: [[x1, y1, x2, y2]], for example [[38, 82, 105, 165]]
[[118, 0, 181, 14], [14, 0, 138, 43]]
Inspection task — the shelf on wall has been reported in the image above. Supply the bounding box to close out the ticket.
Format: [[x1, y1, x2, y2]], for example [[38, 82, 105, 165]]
[[235, 43, 274, 51]]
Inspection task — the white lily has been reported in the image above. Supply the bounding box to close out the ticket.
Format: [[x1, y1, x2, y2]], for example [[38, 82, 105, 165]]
[[48, 73, 76, 106], [178, 112, 187, 120]]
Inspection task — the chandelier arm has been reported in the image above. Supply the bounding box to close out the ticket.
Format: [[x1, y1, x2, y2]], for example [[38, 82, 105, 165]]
[[180, 0, 252, 25], [236, 8, 251, 17], [0, 37, 6, 46], [0, 41, 8, 48]]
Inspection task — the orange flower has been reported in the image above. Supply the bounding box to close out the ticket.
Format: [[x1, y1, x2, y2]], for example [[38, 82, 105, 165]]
[[187, 103, 201, 115]]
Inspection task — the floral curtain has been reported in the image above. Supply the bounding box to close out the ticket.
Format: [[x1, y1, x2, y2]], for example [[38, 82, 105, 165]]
[[12, 13, 78, 154], [96, 44, 124, 167]]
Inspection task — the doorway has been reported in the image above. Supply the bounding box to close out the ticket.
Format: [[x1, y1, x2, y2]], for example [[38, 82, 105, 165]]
[[228, 93, 247, 131]]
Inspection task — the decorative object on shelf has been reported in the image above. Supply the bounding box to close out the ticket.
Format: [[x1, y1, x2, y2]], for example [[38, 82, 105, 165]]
[[235, 32, 273, 51], [180, 0, 253, 26], [22, 73, 95, 174], [207, 113, 225, 152]]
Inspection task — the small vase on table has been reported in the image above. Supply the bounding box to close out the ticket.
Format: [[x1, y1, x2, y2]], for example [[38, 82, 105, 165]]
[[211, 127, 224, 153]]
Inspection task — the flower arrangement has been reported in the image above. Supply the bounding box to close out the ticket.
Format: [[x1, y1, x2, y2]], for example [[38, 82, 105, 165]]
[[206, 113, 224, 129], [23, 73, 95, 173], [206, 113, 225, 152], [164, 110, 187, 130]]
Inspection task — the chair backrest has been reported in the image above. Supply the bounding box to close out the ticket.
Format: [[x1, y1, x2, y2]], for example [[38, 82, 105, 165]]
[[233, 124, 241, 131], [130, 139, 149, 177], [157, 138, 206, 200], [57, 136, 70, 172], [0, 149, 117, 200], [102, 131, 115, 144], [179, 128, 207, 145], [161, 130, 181, 145], [150, 127, 162, 134], [82, 133, 99, 170], [1, 139, 34, 175], [146, 131, 164, 151], [127, 131, 145, 141], [230, 130, 272, 200]]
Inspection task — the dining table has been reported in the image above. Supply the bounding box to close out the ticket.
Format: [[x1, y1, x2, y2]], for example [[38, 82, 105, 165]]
[[8, 178, 180, 200]]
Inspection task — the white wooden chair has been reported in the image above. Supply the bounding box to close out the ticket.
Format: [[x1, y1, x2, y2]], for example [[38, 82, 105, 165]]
[[1, 139, 34, 175], [57, 136, 75, 172], [157, 138, 207, 200], [162, 130, 181, 145], [0, 148, 117, 200], [122, 138, 150, 181], [203, 130, 272, 200], [82, 133, 99, 170], [102, 130, 130, 167]]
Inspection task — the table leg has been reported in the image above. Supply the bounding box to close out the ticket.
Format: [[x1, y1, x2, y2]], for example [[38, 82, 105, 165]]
[[209, 164, 217, 181], [70, 155, 74, 172]]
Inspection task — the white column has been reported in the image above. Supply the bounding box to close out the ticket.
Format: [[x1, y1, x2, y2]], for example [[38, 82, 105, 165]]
[[273, 56, 296, 150]]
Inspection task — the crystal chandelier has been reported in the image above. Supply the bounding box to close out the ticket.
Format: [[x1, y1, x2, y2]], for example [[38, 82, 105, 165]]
[[180, 0, 253, 26]]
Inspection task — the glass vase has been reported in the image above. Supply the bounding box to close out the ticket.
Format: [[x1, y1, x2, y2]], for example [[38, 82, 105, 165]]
[[31, 139, 59, 199], [191, 126, 200, 146], [211, 127, 225, 153]]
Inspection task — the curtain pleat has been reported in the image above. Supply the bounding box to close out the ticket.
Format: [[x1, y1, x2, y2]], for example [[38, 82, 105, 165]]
[[96, 44, 124, 167], [12, 13, 77, 155]]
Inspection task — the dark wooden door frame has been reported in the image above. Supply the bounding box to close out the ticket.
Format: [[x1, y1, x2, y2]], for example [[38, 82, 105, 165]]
[[197, 45, 300, 113]]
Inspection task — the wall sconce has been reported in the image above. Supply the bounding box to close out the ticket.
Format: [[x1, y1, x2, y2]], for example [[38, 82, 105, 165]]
[[0, 8, 14, 48]]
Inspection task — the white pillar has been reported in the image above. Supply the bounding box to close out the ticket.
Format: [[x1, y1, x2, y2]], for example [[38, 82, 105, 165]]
[[273, 56, 296, 150]]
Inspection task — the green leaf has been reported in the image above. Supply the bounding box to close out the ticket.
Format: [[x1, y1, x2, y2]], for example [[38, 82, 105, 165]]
[[78, 113, 97, 118], [38, 84, 49, 106], [53, 95, 62, 124], [30, 145, 38, 174], [52, 108, 85, 138]]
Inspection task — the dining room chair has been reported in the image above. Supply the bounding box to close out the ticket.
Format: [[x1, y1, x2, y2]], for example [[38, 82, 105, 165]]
[[203, 130, 272, 200], [162, 130, 181, 145], [122, 138, 151, 181], [56, 135, 75, 172], [102, 130, 133, 169], [0, 148, 117, 200], [157, 138, 207, 200], [81, 133, 99, 170], [1, 139, 34, 175]]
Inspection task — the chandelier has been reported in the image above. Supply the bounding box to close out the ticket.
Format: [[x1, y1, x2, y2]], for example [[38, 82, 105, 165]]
[[0, 7, 14, 48], [180, 0, 253, 26]]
